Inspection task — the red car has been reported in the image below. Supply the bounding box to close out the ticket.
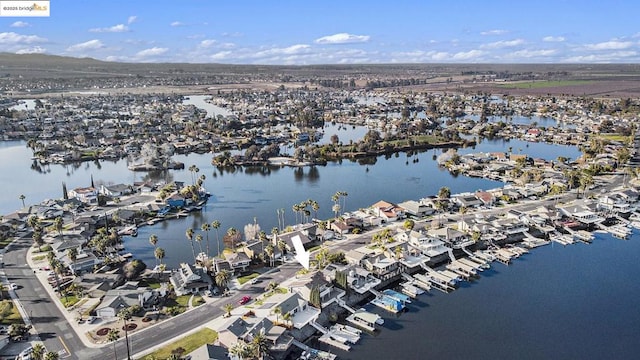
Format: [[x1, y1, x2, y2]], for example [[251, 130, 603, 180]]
[[239, 296, 251, 305]]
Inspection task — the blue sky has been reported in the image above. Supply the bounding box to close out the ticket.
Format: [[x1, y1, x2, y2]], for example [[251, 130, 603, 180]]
[[1, 0, 639, 64]]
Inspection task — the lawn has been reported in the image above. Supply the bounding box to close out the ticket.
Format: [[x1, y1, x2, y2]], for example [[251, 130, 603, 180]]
[[61, 295, 80, 308], [598, 134, 632, 143], [237, 272, 260, 285], [0, 300, 24, 325], [140, 327, 218, 360], [498, 80, 593, 89]]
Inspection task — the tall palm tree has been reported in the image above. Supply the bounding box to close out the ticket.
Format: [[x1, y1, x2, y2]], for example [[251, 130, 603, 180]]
[[53, 216, 63, 238], [310, 200, 320, 220], [282, 312, 292, 328], [277, 240, 287, 264], [215, 269, 231, 292], [211, 220, 221, 256], [252, 332, 270, 360], [265, 244, 274, 267], [195, 234, 204, 258], [201, 222, 211, 257], [185, 228, 196, 264], [118, 308, 133, 360], [67, 247, 78, 273], [149, 234, 159, 268], [107, 328, 120, 360], [272, 306, 282, 325], [154, 248, 165, 277], [19, 194, 26, 208], [31, 343, 45, 360]]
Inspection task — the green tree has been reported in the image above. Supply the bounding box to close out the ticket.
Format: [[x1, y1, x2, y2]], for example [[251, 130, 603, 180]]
[[211, 220, 221, 256], [31, 343, 45, 360], [252, 332, 270, 360], [215, 269, 231, 292], [185, 228, 196, 264], [44, 352, 60, 360], [201, 222, 211, 257], [19, 194, 25, 208], [107, 328, 120, 360], [118, 308, 133, 360], [222, 303, 234, 317], [149, 234, 159, 268]]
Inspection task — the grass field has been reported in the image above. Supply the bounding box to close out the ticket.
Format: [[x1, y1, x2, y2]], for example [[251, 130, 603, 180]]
[[498, 80, 593, 89], [140, 327, 218, 360]]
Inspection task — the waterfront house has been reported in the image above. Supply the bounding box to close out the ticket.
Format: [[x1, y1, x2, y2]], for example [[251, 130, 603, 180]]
[[399, 230, 449, 263], [60, 251, 101, 275], [169, 262, 213, 295], [398, 200, 436, 218], [370, 200, 405, 222], [218, 317, 293, 353], [274, 292, 320, 329], [223, 252, 251, 273], [475, 191, 496, 207], [362, 253, 401, 281], [453, 193, 483, 208], [427, 227, 473, 249], [598, 192, 634, 214], [558, 201, 604, 225], [68, 186, 98, 204], [99, 183, 134, 197], [291, 271, 344, 308]]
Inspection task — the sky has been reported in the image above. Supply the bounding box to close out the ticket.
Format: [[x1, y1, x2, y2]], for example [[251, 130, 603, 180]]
[[1, 0, 639, 64]]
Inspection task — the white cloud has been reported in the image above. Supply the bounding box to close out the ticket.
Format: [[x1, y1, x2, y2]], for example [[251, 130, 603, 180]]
[[314, 33, 370, 45], [583, 40, 634, 51], [452, 49, 484, 61], [543, 36, 565, 42], [480, 39, 525, 49], [15, 46, 46, 54], [90, 24, 129, 33], [136, 47, 168, 58], [480, 29, 508, 36], [66, 39, 104, 52], [0, 32, 47, 44], [199, 39, 217, 48], [210, 51, 233, 61], [10, 21, 29, 28], [505, 49, 557, 58], [170, 21, 184, 27], [254, 44, 310, 58], [128, 16, 137, 25], [563, 51, 638, 63]]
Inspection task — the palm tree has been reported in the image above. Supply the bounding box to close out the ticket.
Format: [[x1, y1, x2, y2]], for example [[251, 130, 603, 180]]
[[31, 343, 45, 360], [272, 306, 282, 325], [149, 234, 159, 268], [201, 222, 211, 257], [282, 312, 292, 328], [215, 269, 231, 292], [310, 200, 320, 220], [67, 247, 78, 273], [222, 303, 234, 317], [53, 216, 63, 238], [154, 247, 165, 277], [265, 244, 274, 267], [277, 240, 287, 264], [195, 234, 204, 258], [185, 228, 196, 264], [19, 194, 25, 208], [211, 220, 221, 256], [44, 352, 59, 360], [252, 331, 270, 360], [118, 308, 133, 360], [107, 328, 120, 360], [459, 206, 468, 223], [438, 186, 451, 200]]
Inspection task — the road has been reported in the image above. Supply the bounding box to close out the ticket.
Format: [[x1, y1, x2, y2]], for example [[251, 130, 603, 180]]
[[2, 173, 626, 359]]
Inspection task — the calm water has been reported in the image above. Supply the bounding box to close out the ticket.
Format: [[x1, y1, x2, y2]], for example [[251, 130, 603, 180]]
[[331, 232, 640, 360]]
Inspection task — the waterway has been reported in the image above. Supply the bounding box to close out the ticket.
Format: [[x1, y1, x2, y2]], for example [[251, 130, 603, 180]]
[[321, 231, 640, 360]]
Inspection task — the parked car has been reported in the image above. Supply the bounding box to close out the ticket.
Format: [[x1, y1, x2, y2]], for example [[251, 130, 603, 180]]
[[10, 283, 18, 290], [87, 316, 97, 324], [239, 296, 251, 305], [249, 278, 259, 285]]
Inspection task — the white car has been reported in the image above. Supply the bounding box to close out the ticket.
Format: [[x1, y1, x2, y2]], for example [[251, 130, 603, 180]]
[[9, 283, 18, 290]]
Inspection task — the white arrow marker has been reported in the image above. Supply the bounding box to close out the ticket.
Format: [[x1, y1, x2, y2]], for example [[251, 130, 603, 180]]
[[291, 234, 310, 269]]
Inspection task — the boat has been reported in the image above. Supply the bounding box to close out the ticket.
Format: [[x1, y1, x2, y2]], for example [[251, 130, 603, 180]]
[[370, 296, 404, 313], [400, 283, 424, 298], [382, 289, 412, 304], [346, 309, 384, 331]]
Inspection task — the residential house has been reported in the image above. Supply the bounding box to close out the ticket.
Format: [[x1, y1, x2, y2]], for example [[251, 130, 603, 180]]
[[398, 200, 435, 218], [95, 287, 154, 319], [453, 194, 483, 208], [427, 226, 473, 249], [68, 187, 98, 204], [169, 263, 213, 295], [99, 183, 134, 197], [361, 253, 401, 281], [370, 200, 405, 222], [187, 343, 228, 360]]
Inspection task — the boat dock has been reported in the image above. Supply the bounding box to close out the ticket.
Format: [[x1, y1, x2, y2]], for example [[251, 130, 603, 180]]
[[346, 308, 383, 332], [310, 321, 353, 351], [382, 289, 412, 304]]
